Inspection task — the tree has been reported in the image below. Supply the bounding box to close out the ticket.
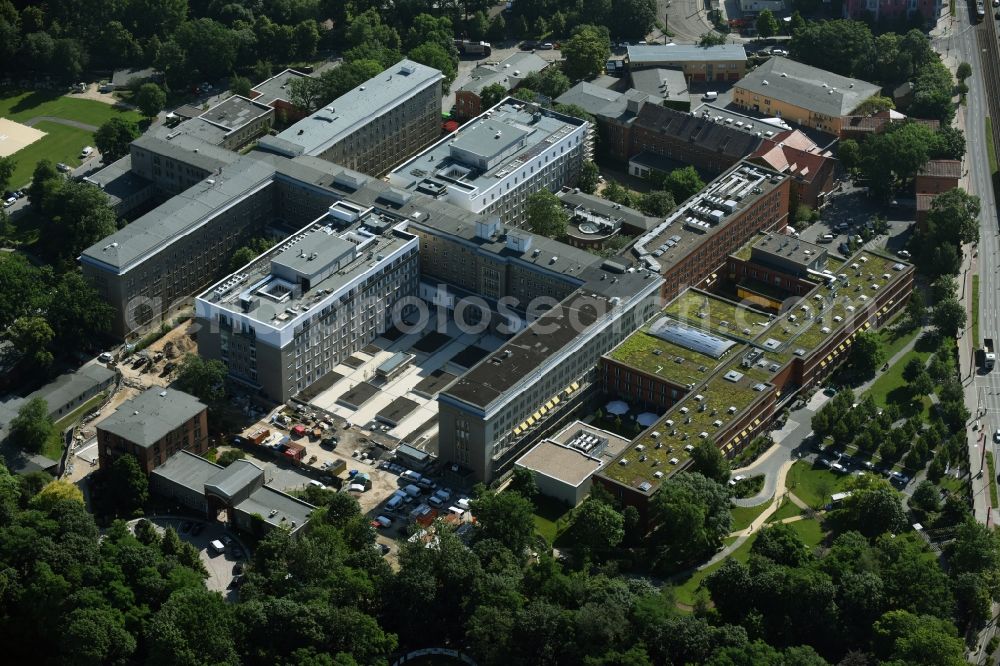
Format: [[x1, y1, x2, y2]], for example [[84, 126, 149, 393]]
[[230, 76, 253, 98], [838, 139, 862, 172], [479, 82, 507, 111], [932, 298, 966, 337], [849, 330, 884, 378], [756, 10, 779, 39], [175, 354, 228, 406], [6, 316, 54, 367], [27, 159, 60, 210], [602, 180, 635, 208], [611, 0, 657, 41], [488, 14, 507, 43], [0, 155, 14, 193], [521, 68, 571, 99], [526, 190, 569, 238], [665, 166, 705, 203], [578, 161, 600, 194], [409, 41, 457, 92], [94, 117, 140, 162], [135, 83, 166, 118], [873, 610, 965, 666], [651, 473, 732, 568], [933, 125, 966, 161], [851, 95, 894, 115], [910, 480, 942, 515], [174, 18, 239, 82], [789, 19, 875, 79], [508, 467, 538, 500], [31, 479, 84, 510], [925, 188, 980, 246], [751, 523, 811, 566], [957, 61, 972, 81], [837, 477, 906, 537], [8, 397, 53, 454], [699, 32, 727, 47], [567, 500, 624, 551], [45, 180, 118, 261], [293, 19, 320, 60], [146, 587, 238, 666], [690, 440, 730, 484], [639, 190, 675, 217], [562, 25, 611, 81], [107, 454, 148, 516], [60, 607, 136, 665], [789, 11, 807, 36], [910, 59, 955, 124], [469, 490, 536, 558]]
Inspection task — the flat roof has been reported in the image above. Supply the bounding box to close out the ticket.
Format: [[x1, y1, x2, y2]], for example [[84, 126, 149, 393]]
[[458, 52, 549, 96], [251, 68, 312, 105], [388, 99, 587, 196], [554, 81, 626, 117], [627, 43, 747, 64], [559, 190, 655, 232], [97, 388, 205, 448], [663, 289, 774, 340], [606, 324, 736, 387], [631, 161, 787, 276], [260, 60, 443, 157], [629, 68, 689, 103], [735, 57, 881, 118], [234, 485, 314, 531], [751, 233, 828, 267], [517, 420, 631, 487], [84, 155, 152, 205], [199, 95, 272, 131]]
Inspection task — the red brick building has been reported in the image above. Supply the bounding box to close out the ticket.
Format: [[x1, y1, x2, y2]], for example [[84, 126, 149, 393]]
[[915, 160, 962, 195], [749, 131, 838, 208], [97, 388, 209, 474]]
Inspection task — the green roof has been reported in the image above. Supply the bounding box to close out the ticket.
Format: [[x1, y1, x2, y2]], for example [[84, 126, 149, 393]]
[[606, 328, 734, 387], [663, 289, 773, 341]]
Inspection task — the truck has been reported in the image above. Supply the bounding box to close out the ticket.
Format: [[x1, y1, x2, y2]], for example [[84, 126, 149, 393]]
[[984, 338, 996, 371], [455, 39, 492, 56]]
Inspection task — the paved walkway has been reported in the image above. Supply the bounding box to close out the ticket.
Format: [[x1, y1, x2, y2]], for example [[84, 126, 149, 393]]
[[22, 115, 99, 132]]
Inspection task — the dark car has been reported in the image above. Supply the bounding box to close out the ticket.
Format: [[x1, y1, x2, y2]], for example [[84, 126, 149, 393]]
[[180, 521, 192, 533], [233, 562, 244, 575], [520, 40, 537, 50], [191, 522, 205, 536]]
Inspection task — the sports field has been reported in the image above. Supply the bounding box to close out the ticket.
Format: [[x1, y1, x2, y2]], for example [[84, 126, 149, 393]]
[[0, 89, 142, 187]]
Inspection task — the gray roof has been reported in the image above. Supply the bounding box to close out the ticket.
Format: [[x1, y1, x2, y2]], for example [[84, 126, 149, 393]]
[[559, 190, 656, 232], [555, 82, 626, 117], [251, 69, 312, 105], [735, 57, 882, 117], [84, 155, 152, 206], [633, 104, 764, 159], [205, 459, 264, 499], [172, 104, 205, 119], [81, 156, 275, 272], [458, 52, 549, 96], [199, 95, 272, 131], [627, 43, 747, 64], [690, 102, 792, 136], [27, 363, 114, 415], [97, 388, 205, 448], [234, 485, 314, 532], [150, 450, 224, 493], [259, 59, 442, 158], [629, 68, 689, 104]]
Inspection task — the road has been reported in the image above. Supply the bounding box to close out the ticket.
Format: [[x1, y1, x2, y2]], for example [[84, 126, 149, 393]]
[[656, 0, 715, 43]]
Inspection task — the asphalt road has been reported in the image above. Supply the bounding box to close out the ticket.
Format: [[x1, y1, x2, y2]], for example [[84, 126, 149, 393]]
[[656, 0, 714, 43]]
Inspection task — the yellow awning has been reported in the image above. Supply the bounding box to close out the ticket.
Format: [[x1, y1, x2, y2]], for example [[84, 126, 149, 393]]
[[732, 436, 741, 445], [753, 418, 761, 426], [526, 417, 535, 426], [565, 387, 574, 396], [532, 411, 541, 420], [741, 429, 748, 438], [863, 321, 871, 329], [545, 400, 554, 410], [514, 428, 522, 436], [552, 396, 560, 405], [821, 361, 827, 368], [539, 406, 547, 416], [724, 443, 734, 452], [827, 354, 834, 362], [571, 381, 580, 390]]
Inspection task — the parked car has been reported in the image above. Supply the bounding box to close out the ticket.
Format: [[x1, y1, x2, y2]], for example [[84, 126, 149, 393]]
[[180, 521, 192, 533], [98, 352, 113, 363], [993, 429, 1000, 443], [191, 523, 205, 536]]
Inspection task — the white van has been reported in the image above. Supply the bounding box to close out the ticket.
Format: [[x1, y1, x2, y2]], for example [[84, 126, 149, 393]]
[[703, 91, 718, 101], [308, 480, 325, 489], [80, 146, 94, 158], [209, 539, 225, 555], [818, 234, 835, 243], [373, 515, 392, 528]]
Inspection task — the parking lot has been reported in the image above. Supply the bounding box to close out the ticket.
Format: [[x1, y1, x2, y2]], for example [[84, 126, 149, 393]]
[[129, 516, 249, 598]]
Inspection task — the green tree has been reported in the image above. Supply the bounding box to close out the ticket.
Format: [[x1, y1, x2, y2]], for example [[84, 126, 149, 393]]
[[526, 190, 569, 238], [925, 187, 980, 246], [836, 477, 906, 537], [94, 117, 140, 162], [756, 10, 779, 39], [611, 0, 657, 41], [488, 14, 507, 43], [910, 480, 942, 515], [0, 155, 14, 193], [566, 499, 624, 551], [145, 587, 238, 666], [522, 68, 571, 99], [651, 472, 732, 568], [789, 19, 875, 79], [230, 75, 253, 98], [8, 397, 53, 454], [31, 478, 84, 510], [838, 139, 862, 172], [849, 330, 884, 379], [602, 180, 635, 207], [932, 297, 966, 337], [228, 246, 257, 272], [174, 18, 239, 81], [27, 159, 60, 210], [957, 61, 972, 80], [469, 490, 536, 558], [45, 180, 118, 261], [135, 82, 166, 118], [108, 454, 148, 516], [873, 610, 965, 666], [175, 354, 228, 406], [751, 523, 811, 566], [217, 448, 246, 466], [562, 24, 611, 81], [578, 161, 600, 194], [933, 125, 966, 161], [789, 11, 807, 36], [468, 11, 490, 40], [409, 41, 457, 91], [690, 440, 730, 484], [910, 59, 955, 124], [639, 190, 675, 216], [851, 95, 894, 115], [699, 32, 726, 47], [508, 467, 538, 500], [5, 316, 54, 367], [293, 19, 320, 60], [60, 607, 137, 665], [665, 166, 705, 202]]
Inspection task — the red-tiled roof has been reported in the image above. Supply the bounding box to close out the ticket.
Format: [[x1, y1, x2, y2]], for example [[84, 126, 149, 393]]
[[918, 160, 962, 178], [916, 193, 938, 211]]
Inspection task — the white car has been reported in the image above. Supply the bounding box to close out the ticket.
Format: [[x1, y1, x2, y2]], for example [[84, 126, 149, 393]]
[[994, 429, 1000, 443]]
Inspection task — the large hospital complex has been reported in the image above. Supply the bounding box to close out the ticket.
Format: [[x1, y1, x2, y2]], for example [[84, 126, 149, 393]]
[[81, 58, 913, 493]]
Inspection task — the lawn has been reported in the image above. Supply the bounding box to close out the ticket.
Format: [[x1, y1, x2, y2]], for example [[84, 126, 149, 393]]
[[532, 495, 573, 544], [730, 498, 772, 532], [785, 460, 852, 509], [766, 498, 804, 523], [40, 429, 64, 461], [879, 320, 922, 362], [673, 534, 758, 607], [53, 391, 107, 431], [866, 341, 935, 417], [973, 275, 980, 347], [987, 118, 998, 178], [6, 121, 93, 188], [787, 516, 825, 548], [987, 452, 998, 508], [0, 89, 142, 187]]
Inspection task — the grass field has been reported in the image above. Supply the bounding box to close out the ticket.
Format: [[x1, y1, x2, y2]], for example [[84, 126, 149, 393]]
[[973, 275, 981, 347], [786, 461, 852, 509], [730, 498, 772, 532], [673, 534, 758, 607], [987, 452, 998, 508], [532, 495, 573, 544], [880, 322, 923, 362], [787, 516, 825, 548], [766, 498, 804, 523], [0, 89, 142, 187], [866, 341, 935, 417]]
